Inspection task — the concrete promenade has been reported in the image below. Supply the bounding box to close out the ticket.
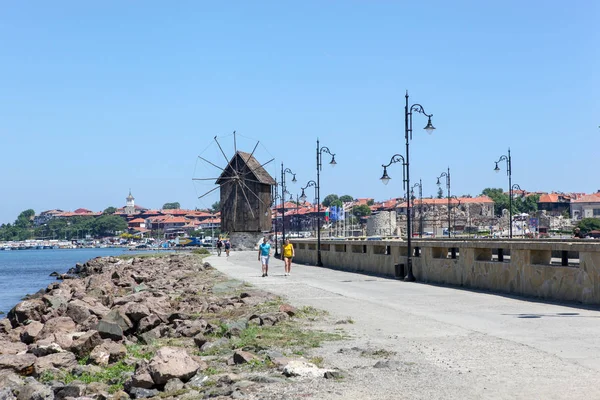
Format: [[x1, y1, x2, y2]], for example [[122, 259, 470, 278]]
[[208, 251, 600, 399]]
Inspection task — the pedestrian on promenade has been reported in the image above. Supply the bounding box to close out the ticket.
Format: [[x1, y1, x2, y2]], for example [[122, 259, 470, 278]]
[[282, 239, 295, 276], [258, 237, 271, 277], [216, 238, 223, 256], [224, 240, 231, 257]]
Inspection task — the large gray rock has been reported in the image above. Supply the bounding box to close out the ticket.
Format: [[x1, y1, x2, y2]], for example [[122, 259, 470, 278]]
[[137, 315, 160, 334], [28, 342, 63, 358], [0, 370, 24, 393], [129, 387, 159, 399], [94, 320, 123, 341], [232, 350, 258, 365], [20, 321, 44, 345], [0, 340, 28, 355], [15, 380, 54, 400], [70, 330, 102, 358], [66, 300, 91, 324], [122, 303, 150, 323], [174, 320, 208, 338], [0, 354, 37, 375], [37, 317, 76, 341], [89, 341, 126, 366], [101, 309, 133, 334], [148, 347, 200, 385], [33, 352, 77, 377], [258, 312, 289, 326], [0, 387, 17, 400], [7, 299, 46, 327], [164, 378, 184, 392]]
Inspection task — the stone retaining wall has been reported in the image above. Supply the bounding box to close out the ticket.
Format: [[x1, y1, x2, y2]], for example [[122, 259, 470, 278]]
[[291, 238, 600, 304]]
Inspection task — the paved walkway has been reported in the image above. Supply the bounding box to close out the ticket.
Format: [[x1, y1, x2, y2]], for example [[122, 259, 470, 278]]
[[208, 251, 600, 399]]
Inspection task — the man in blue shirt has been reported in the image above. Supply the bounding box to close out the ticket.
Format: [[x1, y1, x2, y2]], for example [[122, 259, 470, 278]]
[[258, 237, 271, 277]]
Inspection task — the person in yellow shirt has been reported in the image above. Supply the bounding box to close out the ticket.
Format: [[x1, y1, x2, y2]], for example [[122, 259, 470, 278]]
[[282, 239, 295, 276]]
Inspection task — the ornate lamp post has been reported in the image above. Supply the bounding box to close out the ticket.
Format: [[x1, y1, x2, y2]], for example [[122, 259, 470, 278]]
[[271, 180, 281, 256], [315, 139, 336, 267], [494, 149, 513, 238], [280, 163, 297, 243], [511, 183, 524, 238], [299, 180, 318, 261], [411, 179, 423, 238], [436, 167, 451, 237], [380, 154, 408, 276], [380, 92, 435, 281], [450, 195, 461, 236]]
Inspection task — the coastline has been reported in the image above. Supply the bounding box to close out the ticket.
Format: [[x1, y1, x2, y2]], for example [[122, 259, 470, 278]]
[[0, 252, 344, 399]]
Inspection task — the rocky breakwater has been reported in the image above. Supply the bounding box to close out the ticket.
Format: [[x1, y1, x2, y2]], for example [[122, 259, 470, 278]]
[[0, 253, 344, 399]]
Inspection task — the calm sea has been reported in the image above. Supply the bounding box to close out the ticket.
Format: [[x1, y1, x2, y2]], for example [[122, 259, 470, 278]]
[[0, 248, 130, 317]]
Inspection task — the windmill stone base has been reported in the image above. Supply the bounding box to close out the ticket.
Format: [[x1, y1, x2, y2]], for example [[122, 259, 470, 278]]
[[230, 231, 265, 251]]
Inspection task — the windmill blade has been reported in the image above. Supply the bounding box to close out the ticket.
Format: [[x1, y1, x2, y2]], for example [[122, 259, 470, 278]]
[[233, 182, 238, 227], [197, 186, 220, 200], [237, 181, 256, 219], [233, 130, 242, 181], [214, 135, 232, 167], [198, 156, 225, 172], [192, 177, 221, 181], [242, 140, 260, 168], [240, 179, 269, 208]]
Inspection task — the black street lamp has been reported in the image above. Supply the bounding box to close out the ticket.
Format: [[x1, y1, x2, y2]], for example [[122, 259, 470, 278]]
[[494, 149, 513, 238], [381, 92, 435, 282], [411, 179, 423, 238], [315, 139, 336, 267], [280, 163, 297, 243], [511, 183, 524, 238], [299, 180, 318, 255], [271, 180, 282, 256], [436, 167, 451, 237], [450, 195, 461, 236]]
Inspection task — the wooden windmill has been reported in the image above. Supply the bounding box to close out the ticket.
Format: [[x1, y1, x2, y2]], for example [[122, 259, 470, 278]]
[[194, 133, 276, 248], [216, 150, 276, 233]]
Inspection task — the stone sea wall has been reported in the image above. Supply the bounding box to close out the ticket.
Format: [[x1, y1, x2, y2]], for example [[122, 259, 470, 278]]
[[292, 239, 600, 304]]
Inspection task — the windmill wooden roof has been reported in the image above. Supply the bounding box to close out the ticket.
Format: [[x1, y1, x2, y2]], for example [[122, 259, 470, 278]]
[[216, 151, 276, 186]]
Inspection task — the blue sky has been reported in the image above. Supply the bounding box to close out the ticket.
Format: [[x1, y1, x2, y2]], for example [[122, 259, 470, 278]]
[[1, 1, 598, 224]]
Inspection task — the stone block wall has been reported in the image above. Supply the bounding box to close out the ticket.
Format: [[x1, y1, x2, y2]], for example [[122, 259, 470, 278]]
[[292, 238, 600, 304]]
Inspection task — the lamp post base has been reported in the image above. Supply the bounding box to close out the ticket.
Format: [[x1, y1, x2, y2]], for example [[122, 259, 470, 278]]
[[404, 274, 416, 282]]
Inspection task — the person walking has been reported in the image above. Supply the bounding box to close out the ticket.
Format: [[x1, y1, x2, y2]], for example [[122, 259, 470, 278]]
[[282, 238, 295, 276], [216, 238, 223, 256], [224, 239, 231, 257], [258, 237, 271, 277]]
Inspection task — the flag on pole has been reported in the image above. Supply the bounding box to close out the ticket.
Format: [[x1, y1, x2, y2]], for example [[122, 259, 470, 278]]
[[338, 206, 345, 220], [330, 206, 338, 222]]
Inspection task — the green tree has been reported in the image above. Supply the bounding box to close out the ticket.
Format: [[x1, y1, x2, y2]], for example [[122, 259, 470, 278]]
[[15, 209, 35, 229], [482, 188, 511, 217], [162, 202, 181, 210], [367, 199, 375, 206], [330, 199, 343, 208], [103, 206, 117, 215], [515, 194, 540, 214], [210, 201, 221, 213], [93, 215, 128, 237], [352, 204, 372, 217], [576, 218, 600, 235], [339, 195, 354, 203], [437, 187, 444, 199], [322, 194, 339, 207]]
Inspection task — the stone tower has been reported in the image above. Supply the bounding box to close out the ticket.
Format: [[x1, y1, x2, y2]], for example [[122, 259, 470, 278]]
[[124, 189, 136, 215]]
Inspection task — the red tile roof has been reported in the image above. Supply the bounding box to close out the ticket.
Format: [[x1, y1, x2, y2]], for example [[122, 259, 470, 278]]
[[572, 193, 600, 203]]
